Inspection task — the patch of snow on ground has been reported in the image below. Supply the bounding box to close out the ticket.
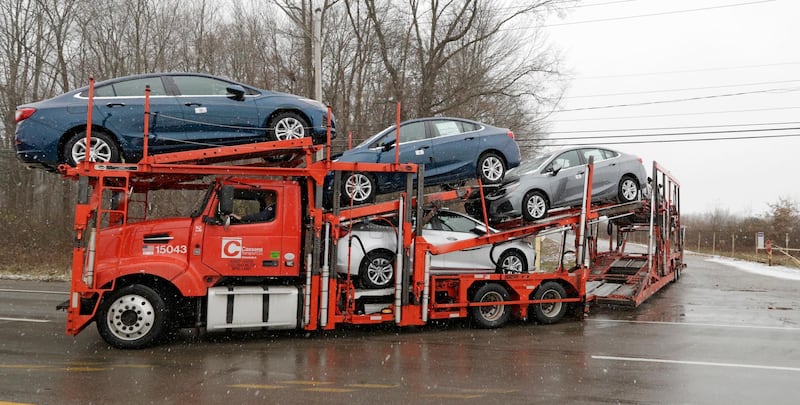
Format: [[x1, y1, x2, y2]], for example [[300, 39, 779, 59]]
[[706, 256, 800, 281]]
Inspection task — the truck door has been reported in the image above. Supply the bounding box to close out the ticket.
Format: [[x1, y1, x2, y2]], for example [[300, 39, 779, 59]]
[[200, 186, 300, 277]]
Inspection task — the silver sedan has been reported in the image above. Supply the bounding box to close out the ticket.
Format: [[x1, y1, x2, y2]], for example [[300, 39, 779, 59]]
[[466, 146, 648, 221], [335, 209, 536, 289]]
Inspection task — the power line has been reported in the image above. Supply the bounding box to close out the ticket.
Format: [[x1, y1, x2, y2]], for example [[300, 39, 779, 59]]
[[547, 106, 800, 122], [542, 125, 800, 141], [564, 79, 800, 99], [546, 121, 800, 134], [555, 87, 800, 112], [519, 132, 800, 146], [532, 132, 800, 146], [542, 0, 775, 27], [571, 62, 800, 80]]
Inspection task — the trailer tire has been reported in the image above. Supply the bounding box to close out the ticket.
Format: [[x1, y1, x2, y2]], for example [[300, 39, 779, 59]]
[[96, 284, 168, 349], [530, 281, 567, 324], [470, 283, 510, 328]]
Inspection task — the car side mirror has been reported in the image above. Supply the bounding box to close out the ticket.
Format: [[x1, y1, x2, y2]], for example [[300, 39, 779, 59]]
[[470, 227, 487, 236], [550, 161, 563, 175], [381, 140, 396, 151], [226, 85, 246, 101]]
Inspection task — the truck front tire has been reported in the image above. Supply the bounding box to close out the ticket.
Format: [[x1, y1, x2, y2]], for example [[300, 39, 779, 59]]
[[96, 284, 168, 349]]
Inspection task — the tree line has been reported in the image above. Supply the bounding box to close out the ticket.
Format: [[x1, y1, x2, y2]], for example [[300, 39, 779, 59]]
[[0, 0, 563, 273], [682, 197, 800, 265]]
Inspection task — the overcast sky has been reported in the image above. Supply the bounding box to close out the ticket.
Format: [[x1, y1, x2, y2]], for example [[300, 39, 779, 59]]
[[536, 0, 798, 215]]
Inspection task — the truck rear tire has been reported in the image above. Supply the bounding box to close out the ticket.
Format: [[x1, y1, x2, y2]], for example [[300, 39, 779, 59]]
[[96, 284, 168, 349], [530, 281, 567, 324], [470, 283, 510, 328]]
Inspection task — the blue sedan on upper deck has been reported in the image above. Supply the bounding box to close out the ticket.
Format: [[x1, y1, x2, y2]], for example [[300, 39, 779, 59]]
[[329, 117, 521, 204], [14, 73, 335, 170]]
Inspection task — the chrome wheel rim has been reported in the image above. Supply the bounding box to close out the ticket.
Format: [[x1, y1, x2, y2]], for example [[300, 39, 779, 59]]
[[367, 257, 393, 287], [274, 117, 306, 140], [345, 173, 372, 202], [105, 293, 155, 342], [481, 156, 504, 182], [72, 137, 112, 163], [526, 195, 547, 219]]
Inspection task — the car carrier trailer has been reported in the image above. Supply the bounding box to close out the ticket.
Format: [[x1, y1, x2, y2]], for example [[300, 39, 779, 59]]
[[586, 162, 684, 306], [55, 83, 682, 348]]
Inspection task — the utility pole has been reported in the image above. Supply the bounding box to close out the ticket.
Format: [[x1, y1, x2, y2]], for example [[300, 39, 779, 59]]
[[313, 7, 322, 102]]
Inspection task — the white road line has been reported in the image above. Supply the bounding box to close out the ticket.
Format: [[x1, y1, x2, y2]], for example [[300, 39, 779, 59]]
[[592, 355, 800, 373], [0, 288, 67, 295], [0, 317, 51, 323], [587, 319, 800, 331]]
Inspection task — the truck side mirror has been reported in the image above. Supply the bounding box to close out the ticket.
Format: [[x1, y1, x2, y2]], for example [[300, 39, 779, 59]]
[[218, 185, 234, 215]]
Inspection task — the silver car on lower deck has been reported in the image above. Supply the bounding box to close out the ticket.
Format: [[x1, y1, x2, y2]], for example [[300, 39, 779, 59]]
[[335, 209, 536, 289], [466, 146, 648, 221]]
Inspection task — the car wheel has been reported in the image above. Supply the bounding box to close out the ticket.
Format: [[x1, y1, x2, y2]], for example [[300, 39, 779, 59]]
[[268, 111, 309, 141], [497, 249, 527, 274], [618, 175, 640, 203], [64, 131, 121, 166], [470, 283, 510, 328], [96, 284, 168, 349], [522, 190, 548, 221], [359, 250, 395, 289], [477, 152, 506, 184], [343, 172, 376, 204], [530, 281, 567, 324]]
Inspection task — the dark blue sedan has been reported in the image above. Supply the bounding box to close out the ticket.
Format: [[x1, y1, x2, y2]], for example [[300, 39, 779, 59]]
[[14, 73, 335, 170], [329, 117, 521, 204]]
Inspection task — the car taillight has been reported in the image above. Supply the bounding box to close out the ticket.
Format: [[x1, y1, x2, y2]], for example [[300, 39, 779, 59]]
[[638, 157, 643, 163], [15, 108, 36, 123], [507, 131, 515, 140]]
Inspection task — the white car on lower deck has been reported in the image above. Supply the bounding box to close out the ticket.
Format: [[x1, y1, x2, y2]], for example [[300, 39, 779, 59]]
[[335, 209, 536, 289]]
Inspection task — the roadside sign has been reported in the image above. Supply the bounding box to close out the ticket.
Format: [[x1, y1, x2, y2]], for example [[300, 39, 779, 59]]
[[756, 232, 765, 249]]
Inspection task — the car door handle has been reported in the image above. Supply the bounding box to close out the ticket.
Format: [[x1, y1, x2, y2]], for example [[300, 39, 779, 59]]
[[446, 237, 458, 241], [416, 146, 429, 151], [106, 102, 126, 107], [184, 102, 202, 107], [465, 137, 474, 141]]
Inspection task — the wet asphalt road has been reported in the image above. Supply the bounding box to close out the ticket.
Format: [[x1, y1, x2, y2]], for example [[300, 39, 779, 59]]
[[1, 252, 799, 405]]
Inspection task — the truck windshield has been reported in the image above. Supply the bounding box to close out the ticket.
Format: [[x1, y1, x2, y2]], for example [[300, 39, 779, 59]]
[[191, 183, 216, 218]]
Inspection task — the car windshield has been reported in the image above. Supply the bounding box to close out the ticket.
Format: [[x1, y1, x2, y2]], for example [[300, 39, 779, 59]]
[[355, 125, 395, 148], [512, 155, 550, 174]]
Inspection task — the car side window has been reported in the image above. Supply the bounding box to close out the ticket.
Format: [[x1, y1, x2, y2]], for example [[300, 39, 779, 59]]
[[582, 148, 606, 163], [436, 212, 476, 233], [92, 78, 167, 97], [398, 122, 427, 143], [545, 150, 581, 172], [602, 149, 619, 159], [172, 76, 232, 96], [430, 120, 479, 137]]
